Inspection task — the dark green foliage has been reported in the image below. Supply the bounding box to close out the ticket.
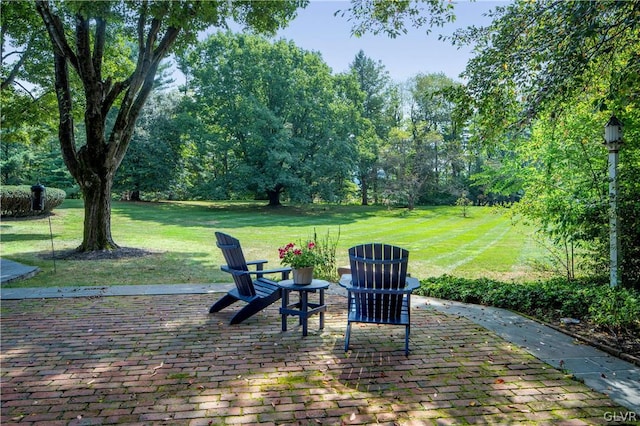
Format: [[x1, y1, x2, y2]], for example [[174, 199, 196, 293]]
[[1, 141, 75, 191], [113, 92, 185, 200], [417, 275, 640, 333], [1, 185, 66, 217], [348, 50, 390, 206], [590, 287, 640, 333], [179, 32, 358, 205], [618, 115, 640, 289]]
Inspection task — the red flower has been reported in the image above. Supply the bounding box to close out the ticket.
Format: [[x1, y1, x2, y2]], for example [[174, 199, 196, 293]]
[[278, 240, 320, 268]]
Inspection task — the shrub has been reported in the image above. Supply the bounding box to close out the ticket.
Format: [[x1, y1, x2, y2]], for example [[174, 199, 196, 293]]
[[456, 196, 473, 218], [417, 275, 639, 334], [1, 185, 66, 217], [312, 227, 341, 282], [589, 287, 640, 333]]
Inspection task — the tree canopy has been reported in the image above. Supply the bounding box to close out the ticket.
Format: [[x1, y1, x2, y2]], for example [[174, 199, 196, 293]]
[[456, 0, 639, 135], [178, 32, 358, 205]]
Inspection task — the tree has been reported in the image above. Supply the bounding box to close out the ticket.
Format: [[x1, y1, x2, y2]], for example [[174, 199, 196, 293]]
[[5, 1, 305, 251], [513, 104, 611, 280], [1, 2, 59, 162], [455, 0, 639, 137], [407, 72, 465, 203], [455, 0, 640, 287], [180, 32, 357, 205], [114, 90, 185, 201], [379, 126, 434, 209], [1, 2, 53, 91], [349, 50, 390, 205]]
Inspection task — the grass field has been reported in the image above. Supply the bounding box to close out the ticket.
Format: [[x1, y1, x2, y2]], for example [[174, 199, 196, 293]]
[[1, 199, 553, 288]]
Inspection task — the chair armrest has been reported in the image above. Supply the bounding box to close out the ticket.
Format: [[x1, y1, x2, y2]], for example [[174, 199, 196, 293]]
[[405, 277, 420, 291], [222, 265, 291, 279], [249, 267, 291, 278], [245, 260, 290, 279], [339, 274, 353, 288], [339, 274, 420, 294]]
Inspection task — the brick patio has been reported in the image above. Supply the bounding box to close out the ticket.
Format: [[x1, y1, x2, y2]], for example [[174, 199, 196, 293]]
[[0, 293, 628, 425]]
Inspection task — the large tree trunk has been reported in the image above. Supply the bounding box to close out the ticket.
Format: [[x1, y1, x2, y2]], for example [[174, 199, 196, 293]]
[[267, 184, 283, 206], [267, 191, 281, 206], [372, 169, 379, 204], [407, 194, 415, 210], [50, 46, 120, 252], [79, 175, 118, 251]]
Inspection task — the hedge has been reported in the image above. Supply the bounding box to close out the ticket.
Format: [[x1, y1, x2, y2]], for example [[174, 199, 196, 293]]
[[417, 275, 640, 333], [1, 185, 66, 217]]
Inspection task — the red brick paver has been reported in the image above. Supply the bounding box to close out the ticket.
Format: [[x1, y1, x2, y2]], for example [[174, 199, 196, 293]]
[[0, 294, 628, 425]]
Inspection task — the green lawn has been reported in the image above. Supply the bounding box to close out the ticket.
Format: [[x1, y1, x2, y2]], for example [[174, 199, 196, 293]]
[[1, 200, 551, 288]]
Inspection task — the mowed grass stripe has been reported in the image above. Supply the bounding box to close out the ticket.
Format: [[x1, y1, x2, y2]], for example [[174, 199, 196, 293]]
[[390, 210, 509, 256], [361, 210, 534, 279], [1, 200, 550, 288], [434, 223, 512, 270], [421, 214, 513, 260], [334, 209, 468, 248]]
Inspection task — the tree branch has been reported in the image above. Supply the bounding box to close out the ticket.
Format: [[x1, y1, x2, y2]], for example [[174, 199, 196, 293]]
[[34, 0, 79, 71], [110, 25, 181, 168], [93, 17, 106, 82], [102, 78, 129, 117], [0, 38, 33, 90], [11, 81, 37, 101], [52, 52, 81, 181], [2, 49, 26, 62], [75, 13, 96, 83], [101, 2, 149, 117]]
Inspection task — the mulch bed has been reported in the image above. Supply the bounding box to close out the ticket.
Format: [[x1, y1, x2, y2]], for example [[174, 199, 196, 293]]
[[42, 247, 160, 260], [557, 320, 640, 365]]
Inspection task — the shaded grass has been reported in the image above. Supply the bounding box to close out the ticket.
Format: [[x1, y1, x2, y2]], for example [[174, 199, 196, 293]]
[[1, 200, 551, 288]]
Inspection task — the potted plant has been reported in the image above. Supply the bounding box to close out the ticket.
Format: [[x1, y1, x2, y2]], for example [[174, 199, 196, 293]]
[[278, 241, 320, 285]]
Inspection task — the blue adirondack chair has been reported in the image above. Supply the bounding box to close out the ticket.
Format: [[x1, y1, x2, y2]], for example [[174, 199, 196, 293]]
[[339, 243, 420, 355], [210, 232, 291, 325]]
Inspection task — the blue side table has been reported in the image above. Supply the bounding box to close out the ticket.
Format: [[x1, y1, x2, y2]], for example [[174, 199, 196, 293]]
[[278, 279, 330, 336]]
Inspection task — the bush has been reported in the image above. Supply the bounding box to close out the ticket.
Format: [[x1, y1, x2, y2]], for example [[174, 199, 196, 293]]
[[311, 227, 341, 282], [589, 287, 640, 333], [1, 185, 66, 217], [417, 275, 639, 333]]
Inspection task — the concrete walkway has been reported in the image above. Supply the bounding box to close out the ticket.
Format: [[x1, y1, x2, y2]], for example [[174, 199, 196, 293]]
[[1, 260, 640, 424], [1, 258, 39, 284], [425, 298, 640, 414]]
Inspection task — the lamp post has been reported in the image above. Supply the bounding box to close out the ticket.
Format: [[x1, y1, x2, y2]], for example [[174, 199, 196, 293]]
[[603, 115, 623, 288]]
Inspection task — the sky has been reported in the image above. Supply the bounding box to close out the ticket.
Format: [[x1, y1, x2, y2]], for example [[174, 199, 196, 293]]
[[173, 0, 506, 87], [267, 0, 506, 83]]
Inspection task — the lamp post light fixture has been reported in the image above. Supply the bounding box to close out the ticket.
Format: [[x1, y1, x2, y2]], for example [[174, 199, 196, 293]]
[[604, 115, 623, 288]]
